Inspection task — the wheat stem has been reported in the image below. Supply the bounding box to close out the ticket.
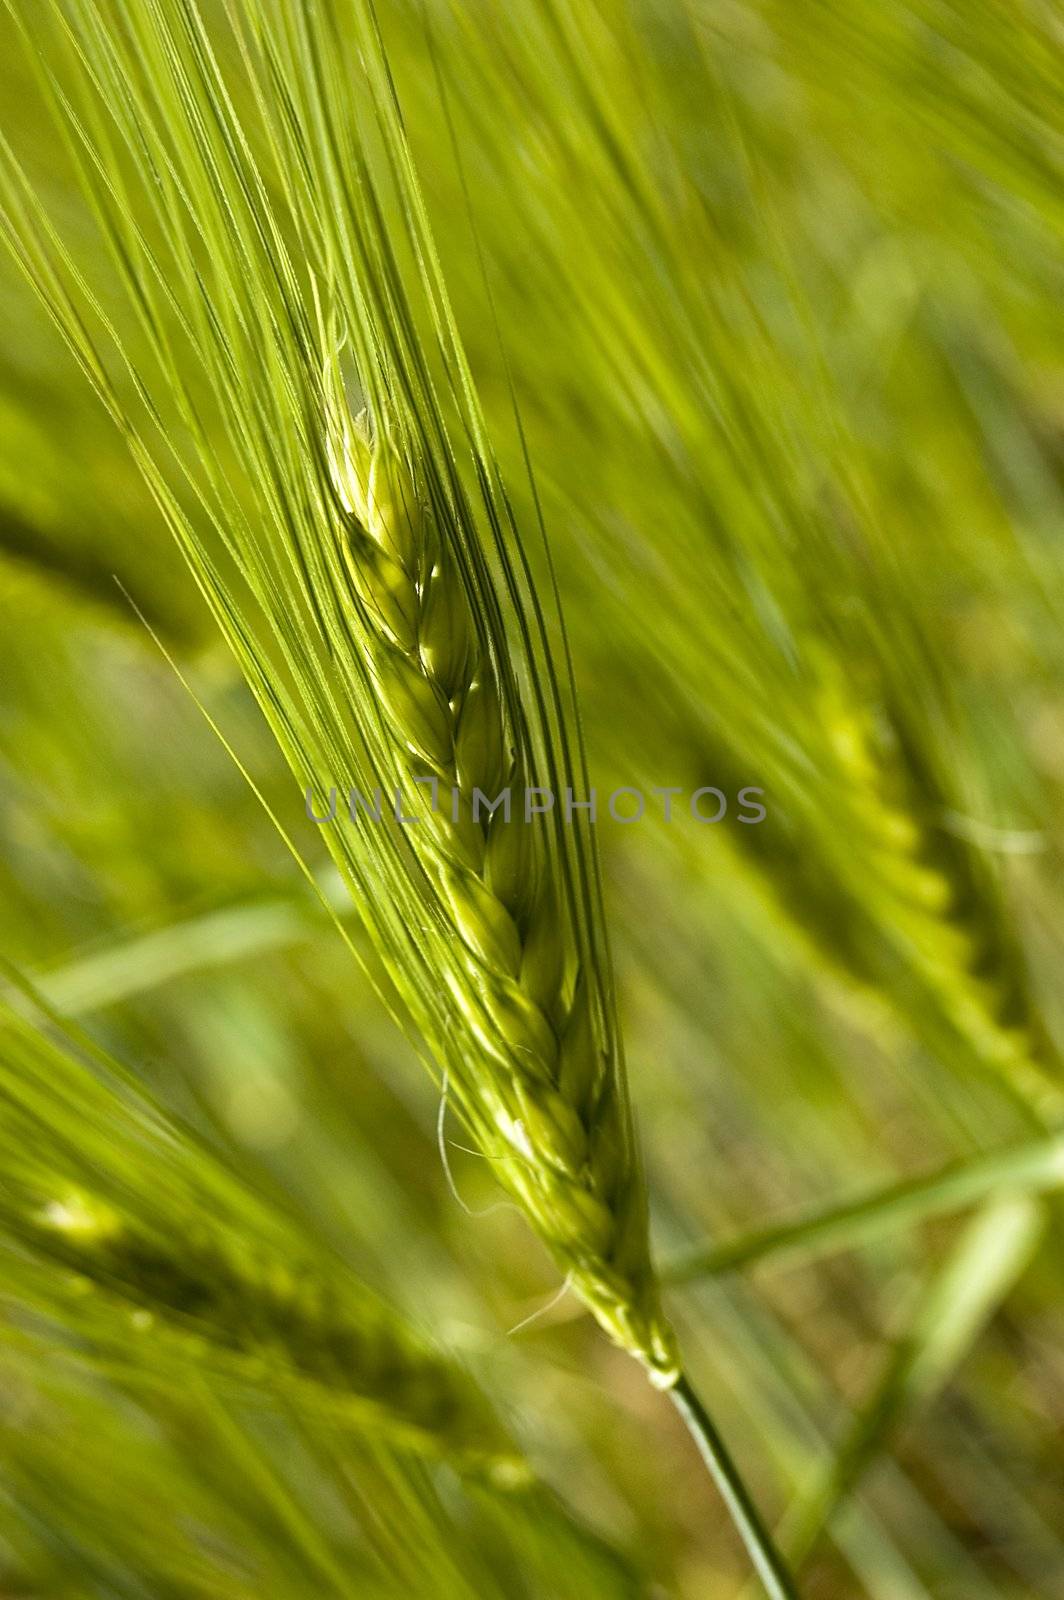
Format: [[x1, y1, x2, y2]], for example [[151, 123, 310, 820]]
[[663, 1133, 1064, 1282], [669, 1375, 800, 1600]]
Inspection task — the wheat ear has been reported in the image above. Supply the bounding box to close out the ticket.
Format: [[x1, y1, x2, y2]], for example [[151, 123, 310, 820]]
[[14, 1187, 519, 1479], [0, 999, 522, 1482], [814, 669, 1063, 1122], [327, 394, 677, 1388]]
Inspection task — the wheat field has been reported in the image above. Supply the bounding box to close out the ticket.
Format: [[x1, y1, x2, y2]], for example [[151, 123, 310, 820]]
[[1, 2, 1063, 1597]]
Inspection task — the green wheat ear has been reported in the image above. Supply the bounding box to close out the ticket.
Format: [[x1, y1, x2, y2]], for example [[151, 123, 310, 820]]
[[0, 996, 527, 1485], [327, 377, 677, 1387], [0, 0, 676, 1387]]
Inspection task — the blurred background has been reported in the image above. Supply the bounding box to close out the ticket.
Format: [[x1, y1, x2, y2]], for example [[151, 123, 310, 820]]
[[2, 1, 1064, 1595]]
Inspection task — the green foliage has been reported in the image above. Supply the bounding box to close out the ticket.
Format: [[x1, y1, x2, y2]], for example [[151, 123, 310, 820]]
[[1, 0, 1063, 1596]]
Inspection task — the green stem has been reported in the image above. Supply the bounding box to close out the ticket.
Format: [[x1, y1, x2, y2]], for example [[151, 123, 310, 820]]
[[669, 1374, 800, 1600], [662, 1134, 1064, 1283]]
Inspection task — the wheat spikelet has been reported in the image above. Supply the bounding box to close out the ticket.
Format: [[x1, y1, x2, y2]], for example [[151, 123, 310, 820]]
[[327, 382, 677, 1387]]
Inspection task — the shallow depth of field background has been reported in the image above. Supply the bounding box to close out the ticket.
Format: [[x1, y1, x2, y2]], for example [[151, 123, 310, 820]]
[[2, 2, 1064, 1596]]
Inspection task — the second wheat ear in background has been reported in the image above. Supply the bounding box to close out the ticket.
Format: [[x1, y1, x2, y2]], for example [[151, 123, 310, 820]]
[[0, 994, 525, 1484]]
